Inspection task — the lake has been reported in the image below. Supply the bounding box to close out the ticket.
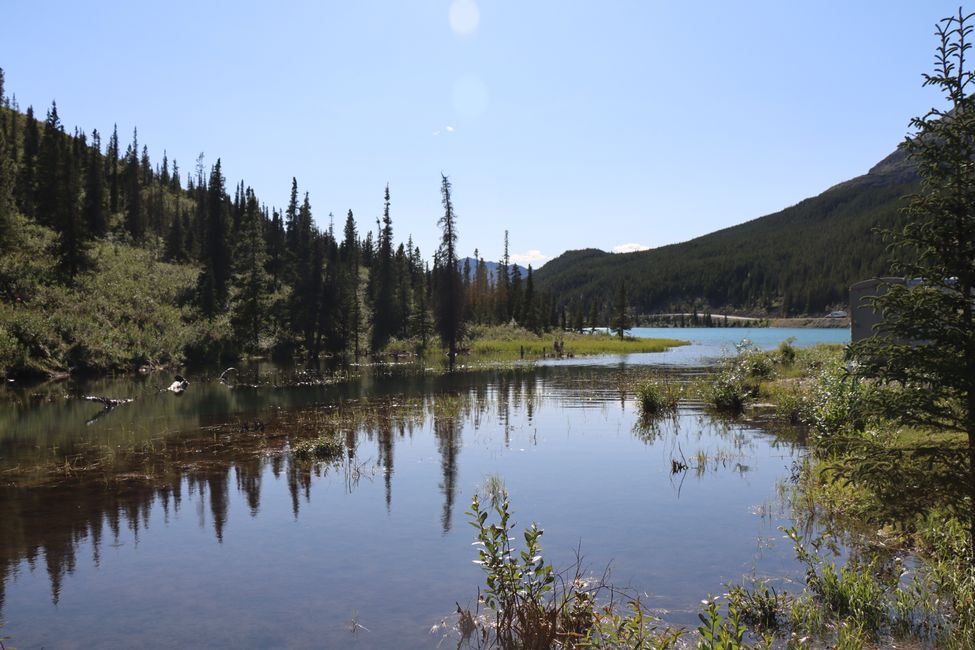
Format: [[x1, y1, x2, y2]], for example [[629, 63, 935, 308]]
[[0, 329, 843, 648]]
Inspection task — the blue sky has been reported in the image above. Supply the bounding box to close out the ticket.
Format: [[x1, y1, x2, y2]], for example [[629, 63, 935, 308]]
[[0, 1, 963, 265]]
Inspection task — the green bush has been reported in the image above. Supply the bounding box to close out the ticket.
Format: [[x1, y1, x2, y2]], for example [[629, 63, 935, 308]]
[[465, 495, 683, 649], [635, 379, 681, 417]]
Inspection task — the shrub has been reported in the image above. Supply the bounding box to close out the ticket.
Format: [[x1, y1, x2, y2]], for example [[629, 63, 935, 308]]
[[465, 495, 682, 649], [635, 379, 681, 417]]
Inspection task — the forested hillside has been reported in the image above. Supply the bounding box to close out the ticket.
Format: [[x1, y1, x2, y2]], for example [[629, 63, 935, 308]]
[[535, 146, 917, 316], [0, 70, 557, 378]]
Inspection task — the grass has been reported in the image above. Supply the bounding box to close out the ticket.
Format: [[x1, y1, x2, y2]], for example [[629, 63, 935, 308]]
[[465, 323, 687, 361], [635, 378, 682, 417], [291, 433, 344, 461]]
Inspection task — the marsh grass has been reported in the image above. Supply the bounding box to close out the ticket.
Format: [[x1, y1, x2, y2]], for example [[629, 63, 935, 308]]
[[465, 324, 686, 361], [634, 379, 682, 417]]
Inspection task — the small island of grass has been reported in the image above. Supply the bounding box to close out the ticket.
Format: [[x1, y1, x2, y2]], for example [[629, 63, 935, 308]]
[[462, 324, 688, 361]]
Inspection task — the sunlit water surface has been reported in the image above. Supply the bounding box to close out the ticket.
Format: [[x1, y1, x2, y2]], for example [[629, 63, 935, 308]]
[[0, 328, 845, 648]]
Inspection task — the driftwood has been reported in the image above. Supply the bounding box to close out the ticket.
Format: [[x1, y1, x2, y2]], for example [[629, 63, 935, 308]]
[[82, 395, 135, 409], [82, 374, 188, 425], [82, 395, 135, 425]]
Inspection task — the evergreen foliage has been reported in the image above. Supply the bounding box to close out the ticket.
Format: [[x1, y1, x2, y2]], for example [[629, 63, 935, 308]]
[[611, 280, 632, 339], [850, 9, 975, 555], [230, 188, 270, 351], [0, 65, 919, 377], [535, 166, 915, 316], [434, 174, 464, 360]]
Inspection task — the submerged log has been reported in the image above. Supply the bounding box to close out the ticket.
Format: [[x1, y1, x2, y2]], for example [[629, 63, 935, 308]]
[[82, 395, 135, 425], [82, 395, 135, 409]]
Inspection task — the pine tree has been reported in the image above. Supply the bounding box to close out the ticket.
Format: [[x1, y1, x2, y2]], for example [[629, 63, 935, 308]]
[[170, 159, 181, 191], [433, 174, 463, 361], [204, 159, 231, 305], [284, 177, 299, 258], [164, 208, 188, 262], [14, 105, 38, 218], [611, 281, 632, 339], [410, 266, 435, 352], [370, 184, 398, 351], [522, 265, 540, 333], [265, 208, 286, 289], [34, 102, 65, 229], [509, 264, 522, 325], [107, 124, 120, 214], [340, 209, 362, 356], [230, 188, 270, 351], [82, 129, 107, 237], [473, 254, 489, 323], [495, 231, 510, 323], [56, 135, 89, 279], [0, 94, 14, 251], [123, 128, 145, 241], [851, 9, 975, 554]]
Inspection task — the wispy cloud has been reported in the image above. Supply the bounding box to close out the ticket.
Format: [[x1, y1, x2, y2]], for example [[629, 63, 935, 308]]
[[612, 243, 650, 254], [510, 250, 550, 266], [445, 125, 455, 132]]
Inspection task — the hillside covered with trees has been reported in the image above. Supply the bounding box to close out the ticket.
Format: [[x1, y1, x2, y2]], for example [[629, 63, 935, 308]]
[[0, 70, 560, 378], [535, 146, 917, 317]]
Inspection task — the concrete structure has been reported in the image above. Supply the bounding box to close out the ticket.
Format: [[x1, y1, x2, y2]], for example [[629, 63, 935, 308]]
[[849, 277, 905, 343]]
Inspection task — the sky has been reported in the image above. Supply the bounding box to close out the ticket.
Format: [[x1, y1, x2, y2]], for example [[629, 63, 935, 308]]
[[0, 1, 965, 266]]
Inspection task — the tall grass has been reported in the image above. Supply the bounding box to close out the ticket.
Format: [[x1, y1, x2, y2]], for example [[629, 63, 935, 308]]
[[635, 379, 682, 417]]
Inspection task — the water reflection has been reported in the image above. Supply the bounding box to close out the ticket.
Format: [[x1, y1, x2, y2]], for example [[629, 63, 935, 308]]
[[0, 365, 805, 648]]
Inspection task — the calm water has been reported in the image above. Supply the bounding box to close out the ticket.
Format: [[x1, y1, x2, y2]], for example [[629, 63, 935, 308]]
[[542, 326, 849, 367], [0, 329, 842, 648]]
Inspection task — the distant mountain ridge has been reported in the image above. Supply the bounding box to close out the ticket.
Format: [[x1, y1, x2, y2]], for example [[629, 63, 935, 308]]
[[458, 257, 528, 282], [535, 142, 918, 316]]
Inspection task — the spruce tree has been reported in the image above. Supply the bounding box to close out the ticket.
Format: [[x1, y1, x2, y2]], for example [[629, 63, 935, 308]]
[[851, 9, 975, 554], [14, 105, 38, 218], [123, 129, 145, 241], [34, 102, 65, 229], [509, 264, 522, 325], [522, 265, 540, 333], [164, 208, 188, 262], [204, 159, 231, 305], [370, 184, 398, 351], [433, 174, 463, 361], [82, 129, 107, 237], [56, 136, 89, 279], [107, 124, 120, 214], [230, 188, 270, 351], [611, 281, 632, 339], [495, 231, 510, 323], [0, 97, 14, 250]]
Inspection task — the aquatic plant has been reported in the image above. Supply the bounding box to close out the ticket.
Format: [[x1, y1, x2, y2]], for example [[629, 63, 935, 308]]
[[463, 495, 683, 649], [726, 582, 783, 631], [635, 378, 681, 417], [291, 433, 344, 461]]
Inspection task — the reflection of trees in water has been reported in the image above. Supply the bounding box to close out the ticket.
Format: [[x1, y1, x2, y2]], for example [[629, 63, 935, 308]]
[[431, 396, 464, 534], [0, 381, 547, 616]]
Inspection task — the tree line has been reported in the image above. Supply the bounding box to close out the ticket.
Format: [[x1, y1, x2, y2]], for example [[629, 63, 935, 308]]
[[535, 163, 915, 317], [0, 69, 582, 369]]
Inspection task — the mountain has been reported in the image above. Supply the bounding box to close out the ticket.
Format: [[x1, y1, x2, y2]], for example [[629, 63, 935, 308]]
[[459, 257, 528, 283], [535, 144, 917, 316]]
